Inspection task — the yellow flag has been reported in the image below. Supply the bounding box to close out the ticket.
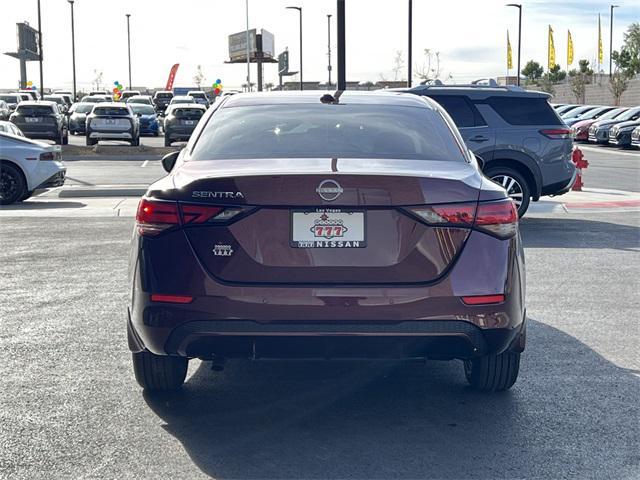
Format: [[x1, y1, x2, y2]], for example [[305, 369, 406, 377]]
[[507, 31, 513, 70], [548, 25, 556, 70], [567, 30, 574, 66], [598, 14, 603, 64]]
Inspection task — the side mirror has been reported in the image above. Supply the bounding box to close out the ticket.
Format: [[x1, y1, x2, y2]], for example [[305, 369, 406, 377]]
[[474, 154, 485, 170], [161, 150, 180, 173]]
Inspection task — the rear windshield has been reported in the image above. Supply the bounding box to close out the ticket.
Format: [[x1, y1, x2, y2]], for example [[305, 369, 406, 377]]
[[189, 92, 206, 98], [173, 108, 204, 118], [16, 105, 55, 115], [486, 97, 562, 125], [44, 96, 65, 104], [0, 95, 20, 103], [131, 105, 155, 115], [93, 107, 129, 116], [72, 103, 94, 114], [155, 93, 173, 99], [190, 104, 466, 162]]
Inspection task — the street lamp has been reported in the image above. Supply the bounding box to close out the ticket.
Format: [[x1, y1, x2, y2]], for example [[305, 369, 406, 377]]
[[286, 6, 303, 90], [67, 0, 77, 102], [125, 13, 132, 90], [37, 0, 44, 97], [609, 5, 619, 77], [506, 3, 522, 86], [327, 14, 332, 87]]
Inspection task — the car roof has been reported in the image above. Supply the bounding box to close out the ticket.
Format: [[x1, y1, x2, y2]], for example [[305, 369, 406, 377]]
[[221, 90, 436, 109], [17, 100, 56, 107], [173, 95, 194, 99], [169, 103, 205, 110], [93, 102, 129, 108], [400, 84, 551, 99]]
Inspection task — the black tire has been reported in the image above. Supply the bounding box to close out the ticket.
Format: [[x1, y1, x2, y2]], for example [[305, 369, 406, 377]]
[[0, 162, 27, 205], [55, 131, 63, 145], [131, 136, 140, 146], [484, 166, 531, 218], [464, 351, 520, 392], [19, 190, 34, 202], [86, 136, 97, 146], [164, 136, 172, 147], [62, 131, 69, 145], [132, 351, 188, 391]]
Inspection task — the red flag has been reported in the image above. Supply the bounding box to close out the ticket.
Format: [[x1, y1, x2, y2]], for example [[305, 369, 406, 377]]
[[165, 64, 180, 91]]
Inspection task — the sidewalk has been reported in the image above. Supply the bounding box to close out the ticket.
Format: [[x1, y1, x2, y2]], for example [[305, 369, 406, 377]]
[[529, 188, 640, 214]]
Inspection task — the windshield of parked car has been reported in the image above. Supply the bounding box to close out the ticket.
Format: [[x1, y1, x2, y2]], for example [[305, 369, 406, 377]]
[[92, 107, 130, 116], [599, 108, 627, 120], [71, 103, 94, 114], [16, 105, 55, 115], [130, 105, 155, 115], [190, 104, 466, 162], [44, 96, 65, 105], [127, 97, 150, 104], [617, 107, 640, 121], [155, 92, 173, 99]]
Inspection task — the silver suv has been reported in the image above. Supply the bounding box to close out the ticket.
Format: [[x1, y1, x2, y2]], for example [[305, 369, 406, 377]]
[[403, 83, 576, 216]]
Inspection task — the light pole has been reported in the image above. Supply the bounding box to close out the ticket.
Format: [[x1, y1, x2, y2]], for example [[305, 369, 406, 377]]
[[125, 13, 132, 90], [609, 4, 618, 77], [37, 0, 44, 97], [245, 0, 251, 92], [286, 6, 303, 90], [67, 0, 77, 101], [407, 0, 412, 87], [327, 14, 332, 87], [506, 3, 522, 86], [337, 0, 345, 90]]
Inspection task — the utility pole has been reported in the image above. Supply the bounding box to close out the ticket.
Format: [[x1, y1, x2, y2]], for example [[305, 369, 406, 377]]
[[407, 0, 412, 87], [245, 0, 251, 92], [68, 0, 77, 101], [337, 0, 345, 90], [287, 6, 303, 90], [37, 0, 44, 97], [327, 14, 332, 87], [126, 14, 132, 89]]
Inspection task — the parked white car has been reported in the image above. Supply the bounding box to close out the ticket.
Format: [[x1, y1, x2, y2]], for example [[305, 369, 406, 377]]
[[0, 132, 66, 204]]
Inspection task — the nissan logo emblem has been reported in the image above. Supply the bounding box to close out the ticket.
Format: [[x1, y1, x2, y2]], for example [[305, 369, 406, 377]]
[[316, 179, 343, 202]]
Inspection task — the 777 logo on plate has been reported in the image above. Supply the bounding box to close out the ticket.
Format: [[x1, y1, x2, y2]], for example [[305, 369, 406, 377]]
[[311, 213, 348, 239]]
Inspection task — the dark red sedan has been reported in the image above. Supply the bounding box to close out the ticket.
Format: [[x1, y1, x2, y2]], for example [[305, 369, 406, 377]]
[[572, 107, 627, 141], [128, 91, 526, 393]]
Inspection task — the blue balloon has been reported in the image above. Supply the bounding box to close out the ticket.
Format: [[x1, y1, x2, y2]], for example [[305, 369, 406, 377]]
[[114, 81, 119, 85], [216, 79, 222, 84]]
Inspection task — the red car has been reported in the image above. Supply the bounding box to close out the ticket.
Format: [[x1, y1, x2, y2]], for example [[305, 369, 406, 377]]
[[572, 107, 627, 141], [128, 91, 526, 393]]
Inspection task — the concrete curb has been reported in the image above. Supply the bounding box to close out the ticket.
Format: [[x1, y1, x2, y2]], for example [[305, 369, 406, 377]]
[[59, 186, 147, 198], [63, 155, 164, 161]]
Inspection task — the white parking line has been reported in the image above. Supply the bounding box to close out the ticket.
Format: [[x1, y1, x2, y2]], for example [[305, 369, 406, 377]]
[[141, 160, 149, 168], [579, 145, 639, 157]]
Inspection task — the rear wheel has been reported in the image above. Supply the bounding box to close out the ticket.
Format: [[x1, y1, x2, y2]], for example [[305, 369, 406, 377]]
[[19, 190, 34, 201], [131, 136, 140, 146], [0, 163, 26, 205], [62, 130, 69, 145], [485, 167, 531, 217], [132, 351, 188, 391], [464, 351, 520, 392]]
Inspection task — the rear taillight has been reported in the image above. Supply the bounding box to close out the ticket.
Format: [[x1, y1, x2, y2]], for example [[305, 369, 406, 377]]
[[406, 199, 517, 239], [406, 203, 476, 226], [461, 294, 505, 305], [136, 198, 250, 236], [540, 128, 573, 139], [136, 199, 180, 236], [150, 294, 193, 304]]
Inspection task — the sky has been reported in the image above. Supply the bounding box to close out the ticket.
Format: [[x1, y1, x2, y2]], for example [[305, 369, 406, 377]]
[[1, 0, 638, 91]]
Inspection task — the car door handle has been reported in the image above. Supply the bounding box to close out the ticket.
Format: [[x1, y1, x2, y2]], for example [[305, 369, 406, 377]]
[[469, 135, 490, 143]]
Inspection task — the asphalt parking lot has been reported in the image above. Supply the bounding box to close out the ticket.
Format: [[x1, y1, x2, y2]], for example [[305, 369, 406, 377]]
[[0, 145, 638, 479]]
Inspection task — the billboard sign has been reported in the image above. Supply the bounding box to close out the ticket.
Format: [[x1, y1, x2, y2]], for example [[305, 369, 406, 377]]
[[17, 23, 39, 58], [260, 30, 275, 59], [228, 29, 256, 61], [278, 51, 289, 74]]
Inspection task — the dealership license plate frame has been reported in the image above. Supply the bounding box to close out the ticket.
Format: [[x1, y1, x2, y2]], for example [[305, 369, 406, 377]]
[[290, 209, 367, 248]]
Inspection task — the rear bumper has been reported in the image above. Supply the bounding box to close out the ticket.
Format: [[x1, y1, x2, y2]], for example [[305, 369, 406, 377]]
[[89, 131, 133, 139], [129, 313, 525, 360], [35, 169, 66, 189], [544, 166, 577, 197], [165, 126, 196, 140]]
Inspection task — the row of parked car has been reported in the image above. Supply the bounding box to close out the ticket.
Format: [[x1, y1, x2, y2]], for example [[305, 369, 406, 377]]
[[0, 87, 215, 146], [552, 103, 640, 149]]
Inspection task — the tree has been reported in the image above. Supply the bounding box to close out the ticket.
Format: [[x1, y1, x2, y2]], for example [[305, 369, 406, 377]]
[[521, 60, 543, 82], [193, 65, 206, 89], [570, 75, 587, 103], [609, 69, 630, 106], [264, 82, 274, 91], [611, 23, 640, 76], [391, 50, 405, 81], [547, 64, 566, 83], [414, 49, 442, 84], [92, 70, 103, 91]]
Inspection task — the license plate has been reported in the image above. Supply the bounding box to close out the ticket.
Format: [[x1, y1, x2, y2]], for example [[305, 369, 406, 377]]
[[291, 209, 366, 248], [25, 117, 40, 123], [106, 119, 116, 125], [183, 120, 195, 125]]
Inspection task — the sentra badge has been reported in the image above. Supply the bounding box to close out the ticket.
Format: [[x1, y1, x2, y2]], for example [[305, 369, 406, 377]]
[[193, 191, 244, 199]]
